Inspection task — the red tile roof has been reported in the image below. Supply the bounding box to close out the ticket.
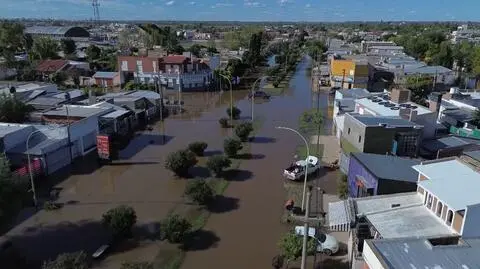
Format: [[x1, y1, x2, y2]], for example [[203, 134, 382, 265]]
[[36, 59, 68, 72], [162, 55, 188, 64]]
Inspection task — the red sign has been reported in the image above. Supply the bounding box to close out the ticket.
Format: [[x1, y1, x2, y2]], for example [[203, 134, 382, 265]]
[[97, 135, 110, 159]]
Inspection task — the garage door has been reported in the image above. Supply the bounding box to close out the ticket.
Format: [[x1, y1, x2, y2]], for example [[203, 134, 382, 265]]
[[45, 147, 71, 175], [83, 132, 96, 152]]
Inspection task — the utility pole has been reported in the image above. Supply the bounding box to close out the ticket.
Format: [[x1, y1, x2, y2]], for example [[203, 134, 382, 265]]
[[301, 186, 312, 269], [341, 69, 346, 89]]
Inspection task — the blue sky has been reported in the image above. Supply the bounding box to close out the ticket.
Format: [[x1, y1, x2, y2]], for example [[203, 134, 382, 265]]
[[1, 0, 479, 21]]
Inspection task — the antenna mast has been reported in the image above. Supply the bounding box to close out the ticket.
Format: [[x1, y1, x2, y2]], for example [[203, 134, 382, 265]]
[[92, 0, 100, 23]]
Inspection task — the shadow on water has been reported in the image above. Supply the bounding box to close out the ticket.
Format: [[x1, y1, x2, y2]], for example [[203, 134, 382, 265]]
[[223, 169, 253, 181], [207, 195, 239, 213], [234, 153, 265, 160], [119, 134, 174, 160], [181, 229, 220, 252], [203, 150, 224, 157], [249, 136, 276, 143]]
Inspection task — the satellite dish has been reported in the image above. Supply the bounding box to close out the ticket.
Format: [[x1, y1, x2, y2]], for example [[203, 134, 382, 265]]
[[9, 87, 16, 94]]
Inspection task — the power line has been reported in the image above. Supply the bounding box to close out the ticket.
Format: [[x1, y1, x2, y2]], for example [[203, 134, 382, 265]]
[[92, 0, 100, 23]]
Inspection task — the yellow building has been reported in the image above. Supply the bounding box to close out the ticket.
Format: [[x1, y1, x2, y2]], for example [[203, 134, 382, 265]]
[[330, 58, 369, 89]]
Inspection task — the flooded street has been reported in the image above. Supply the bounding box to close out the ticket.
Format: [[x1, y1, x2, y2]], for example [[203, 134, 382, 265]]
[[6, 55, 337, 268]]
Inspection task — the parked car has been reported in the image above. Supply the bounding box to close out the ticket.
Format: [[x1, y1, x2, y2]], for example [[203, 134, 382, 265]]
[[294, 226, 339, 256], [283, 156, 320, 180], [248, 91, 271, 99]]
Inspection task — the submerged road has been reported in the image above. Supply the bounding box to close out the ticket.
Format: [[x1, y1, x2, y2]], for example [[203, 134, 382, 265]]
[[181, 56, 332, 269]]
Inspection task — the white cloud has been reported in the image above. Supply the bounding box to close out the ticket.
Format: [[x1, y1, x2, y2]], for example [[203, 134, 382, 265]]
[[211, 2, 233, 8], [189, 1, 196, 4], [409, 10, 416, 14], [245, 1, 262, 7], [165, 0, 175, 5], [305, 3, 311, 8], [279, 0, 291, 5]]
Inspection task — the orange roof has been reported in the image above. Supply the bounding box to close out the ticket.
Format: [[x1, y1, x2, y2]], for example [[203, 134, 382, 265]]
[[162, 55, 188, 64], [36, 59, 68, 72]]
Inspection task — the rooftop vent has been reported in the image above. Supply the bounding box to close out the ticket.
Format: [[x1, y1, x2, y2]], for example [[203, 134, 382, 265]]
[[378, 123, 387, 127], [410, 106, 418, 109], [378, 101, 388, 105], [390, 107, 401, 110], [391, 203, 401, 208]]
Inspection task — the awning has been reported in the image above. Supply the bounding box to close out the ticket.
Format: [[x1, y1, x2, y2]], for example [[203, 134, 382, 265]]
[[328, 199, 356, 232]]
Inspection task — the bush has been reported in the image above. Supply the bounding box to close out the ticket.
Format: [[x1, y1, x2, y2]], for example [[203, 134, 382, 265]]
[[184, 178, 215, 205], [43, 201, 61, 211], [121, 261, 153, 269], [159, 214, 192, 243], [338, 174, 348, 199], [102, 205, 137, 239], [278, 233, 317, 262], [219, 118, 230, 128], [42, 251, 89, 269], [235, 122, 254, 142], [165, 149, 197, 177], [223, 138, 243, 157], [206, 155, 232, 177], [188, 141, 208, 156], [273, 81, 279, 88], [226, 106, 241, 120]]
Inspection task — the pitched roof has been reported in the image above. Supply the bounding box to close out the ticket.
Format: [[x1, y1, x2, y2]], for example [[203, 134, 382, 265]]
[[93, 71, 118, 79], [162, 55, 188, 64], [351, 152, 421, 182], [36, 59, 68, 72]]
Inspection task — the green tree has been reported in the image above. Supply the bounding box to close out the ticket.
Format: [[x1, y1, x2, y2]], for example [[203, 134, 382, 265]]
[[159, 214, 192, 243], [187, 142, 208, 156], [0, 93, 34, 123], [61, 39, 76, 56], [102, 205, 137, 239], [472, 47, 480, 77], [51, 71, 68, 86], [471, 109, 480, 129], [86, 45, 101, 62], [226, 106, 241, 120], [189, 44, 204, 57], [453, 41, 474, 72], [0, 22, 26, 67], [121, 262, 153, 269], [337, 174, 349, 199], [0, 154, 29, 226], [42, 251, 89, 269], [184, 179, 215, 205], [405, 76, 431, 106], [223, 138, 243, 158], [206, 155, 231, 177], [165, 149, 197, 177], [235, 122, 254, 142], [299, 109, 323, 134], [168, 44, 185, 55], [278, 233, 317, 267], [31, 37, 59, 60], [430, 41, 453, 68]]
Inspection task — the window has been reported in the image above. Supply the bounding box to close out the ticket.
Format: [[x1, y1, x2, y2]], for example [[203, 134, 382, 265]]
[[424, 191, 429, 205], [358, 135, 362, 143], [427, 194, 433, 209], [121, 61, 128, 71], [348, 128, 351, 134], [136, 60, 143, 73], [446, 210, 453, 226], [436, 202, 443, 217]]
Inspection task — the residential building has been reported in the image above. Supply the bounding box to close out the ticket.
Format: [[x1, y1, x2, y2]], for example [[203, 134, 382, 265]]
[[93, 71, 123, 87], [0, 82, 58, 99], [25, 26, 90, 41], [420, 135, 480, 159], [437, 89, 480, 138], [360, 41, 396, 53], [118, 54, 212, 91], [41, 105, 113, 158], [367, 45, 404, 55], [340, 114, 423, 173], [330, 57, 369, 89], [451, 24, 480, 44], [363, 237, 480, 269], [354, 88, 438, 139], [347, 152, 421, 198], [333, 88, 372, 140]]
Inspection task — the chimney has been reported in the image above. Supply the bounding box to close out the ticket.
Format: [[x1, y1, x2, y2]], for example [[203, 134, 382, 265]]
[[391, 88, 411, 104]]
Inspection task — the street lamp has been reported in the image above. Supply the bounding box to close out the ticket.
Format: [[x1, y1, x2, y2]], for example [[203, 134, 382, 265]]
[[64, 93, 72, 163], [26, 129, 43, 208], [250, 76, 267, 122], [218, 73, 233, 123], [275, 126, 310, 212]]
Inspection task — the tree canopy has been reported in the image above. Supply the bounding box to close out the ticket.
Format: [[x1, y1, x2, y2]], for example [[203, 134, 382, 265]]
[[0, 93, 34, 123], [0, 22, 27, 67], [31, 37, 59, 60], [61, 39, 76, 56], [42, 251, 89, 269]]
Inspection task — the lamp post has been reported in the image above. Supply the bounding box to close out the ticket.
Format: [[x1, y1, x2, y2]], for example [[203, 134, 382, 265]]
[[26, 130, 42, 208], [64, 93, 72, 163], [275, 126, 310, 211], [218, 73, 233, 123], [250, 76, 267, 122]]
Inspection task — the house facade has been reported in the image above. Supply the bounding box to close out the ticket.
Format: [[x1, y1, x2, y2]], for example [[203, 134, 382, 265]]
[[330, 57, 369, 89], [118, 55, 212, 91]]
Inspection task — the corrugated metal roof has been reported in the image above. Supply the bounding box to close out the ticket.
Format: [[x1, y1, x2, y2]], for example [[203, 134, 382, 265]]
[[414, 159, 480, 211], [352, 152, 421, 182], [422, 136, 471, 152], [370, 237, 480, 269], [101, 110, 131, 119], [93, 72, 118, 79], [25, 26, 73, 36], [465, 150, 480, 162]]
